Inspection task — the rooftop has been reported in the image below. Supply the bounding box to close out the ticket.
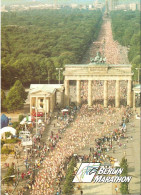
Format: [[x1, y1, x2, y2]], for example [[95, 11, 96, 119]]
[[30, 84, 64, 94], [65, 64, 132, 67]]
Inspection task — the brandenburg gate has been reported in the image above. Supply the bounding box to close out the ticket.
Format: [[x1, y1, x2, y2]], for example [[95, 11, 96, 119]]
[[63, 63, 133, 107]]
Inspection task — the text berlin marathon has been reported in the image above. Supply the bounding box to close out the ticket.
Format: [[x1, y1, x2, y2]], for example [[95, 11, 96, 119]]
[[93, 167, 132, 183]]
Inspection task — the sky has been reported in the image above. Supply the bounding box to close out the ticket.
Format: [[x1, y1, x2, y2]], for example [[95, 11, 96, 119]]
[[1, 0, 140, 6]]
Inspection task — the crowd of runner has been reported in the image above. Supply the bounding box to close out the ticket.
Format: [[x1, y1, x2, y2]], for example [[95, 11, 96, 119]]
[[99, 20, 121, 64], [12, 72, 131, 195], [25, 102, 132, 195], [3, 99, 134, 195], [84, 18, 129, 65], [70, 80, 127, 106], [4, 80, 133, 195]]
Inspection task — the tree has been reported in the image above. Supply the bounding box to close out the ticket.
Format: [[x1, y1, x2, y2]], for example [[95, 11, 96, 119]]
[[1, 9, 102, 88], [19, 114, 25, 122], [12, 58, 34, 84], [6, 80, 27, 112], [14, 80, 27, 99], [132, 57, 141, 81], [1, 89, 7, 111], [63, 157, 76, 194], [111, 11, 140, 81], [120, 157, 129, 194], [40, 58, 55, 83]]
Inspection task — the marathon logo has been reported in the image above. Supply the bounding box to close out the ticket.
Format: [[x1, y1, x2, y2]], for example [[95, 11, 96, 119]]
[[73, 163, 132, 183]]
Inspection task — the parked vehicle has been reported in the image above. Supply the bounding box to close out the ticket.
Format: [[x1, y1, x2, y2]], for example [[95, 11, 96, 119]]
[[19, 131, 31, 139]]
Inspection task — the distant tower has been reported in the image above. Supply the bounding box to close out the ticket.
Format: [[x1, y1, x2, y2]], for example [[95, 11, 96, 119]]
[[109, 0, 113, 11], [114, 0, 119, 10], [105, 0, 109, 14], [54, 0, 58, 8], [106, 0, 119, 12], [111, 0, 116, 10]]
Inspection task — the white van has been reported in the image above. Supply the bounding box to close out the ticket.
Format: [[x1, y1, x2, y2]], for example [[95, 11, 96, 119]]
[[19, 131, 31, 139]]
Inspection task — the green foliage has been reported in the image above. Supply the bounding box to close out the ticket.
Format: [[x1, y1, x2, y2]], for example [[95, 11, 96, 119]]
[[111, 11, 140, 81], [1, 147, 13, 154], [19, 114, 24, 122], [5, 132, 12, 138], [5, 138, 19, 144], [6, 80, 27, 111], [12, 121, 20, 129], [120, 157, 129, 194], [1, 140, 5, 147], [63, 157, 76, 194], [1, 89, 7, 111], [14, 80, 27, 100], [4, 165, 15, 183], [1, 9, 102, 88], [12, 121, 22, 137], [120, 157, 128, 176], [120, 183, 129, 195]]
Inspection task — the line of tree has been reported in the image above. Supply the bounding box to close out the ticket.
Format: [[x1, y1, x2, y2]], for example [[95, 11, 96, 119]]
[[120, 157, 129, 194], [111, 10, 140, 81], [63, 157, 76, 194], [2, 9, 102, 89], [1, 80, 27, 112]]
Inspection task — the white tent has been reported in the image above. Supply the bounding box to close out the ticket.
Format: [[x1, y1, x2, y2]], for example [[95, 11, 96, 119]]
[[20, 120, 26, 125], [61, 109, 68, 112], [20, 116, 32, 125], [0, 127, 16, 139], [38, 119, 42, 124]]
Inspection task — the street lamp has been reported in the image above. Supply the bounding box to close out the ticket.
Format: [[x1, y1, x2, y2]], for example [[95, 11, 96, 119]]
[[1, 175, 15, 182], [135, 68, 141, 84], [56, 68, 63, 84], [32, 106, 38, 134], [45, 94, 47, 123]]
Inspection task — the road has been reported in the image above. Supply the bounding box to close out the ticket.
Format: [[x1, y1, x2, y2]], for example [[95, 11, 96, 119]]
[[81, 17, 129, 65], [73, 16, 140, 195], [74, 109, 140, 195]]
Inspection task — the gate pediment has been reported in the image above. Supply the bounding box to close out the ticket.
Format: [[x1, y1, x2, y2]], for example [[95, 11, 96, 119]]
[[89, 67, 108, 72]]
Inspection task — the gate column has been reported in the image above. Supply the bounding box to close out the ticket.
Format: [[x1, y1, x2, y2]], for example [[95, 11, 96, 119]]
[[133, 91, 135, 109], [64, 80, 70, 106], [127, 80, 132, 107], [30, 96, 32, 115], [47, 98, 50, 113], [60, 90, 64, 107], [115, 80, 120, 108], [104, 80, 108, 107], [88, 80, 92, 106], [76, 80, 81, 106]]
